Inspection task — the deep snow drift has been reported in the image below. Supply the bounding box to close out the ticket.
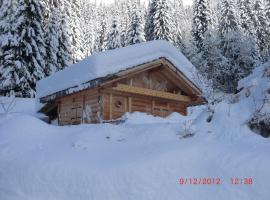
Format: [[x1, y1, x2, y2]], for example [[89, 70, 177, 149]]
[[0, 63, 270, 200], [1, 112, 269, 200]]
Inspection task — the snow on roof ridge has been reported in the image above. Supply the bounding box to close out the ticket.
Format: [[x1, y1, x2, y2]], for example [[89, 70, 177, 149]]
[[37, 40, 200, 98]]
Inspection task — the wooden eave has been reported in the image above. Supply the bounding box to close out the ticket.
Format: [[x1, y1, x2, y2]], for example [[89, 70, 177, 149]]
[[39, 101, 58, 114], [39, 58, 204, 105]]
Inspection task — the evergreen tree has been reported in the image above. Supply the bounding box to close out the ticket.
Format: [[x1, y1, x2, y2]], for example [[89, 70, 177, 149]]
[[171, 0, 185, 50], [9, 0, 47, 97], [0, 0, 25, 96], [192, 0, 211, 53], [70, 0, 85, 62], [265, 0, 270, 59], [81, 1, 95, 56], [125, 9, 146, 45], [106, 19, 121, 50], [266, 0, 270, 20], [145, 0, 173, 42], [145, 0, 156, 41], [93, 12, 108, 52], [237, 0, 255, 36], [45, 4, 60, 75], [57, 0, 72, 70], [218, 0, 238, 35], [217, 0, 257, 93], [253, 0, 268, 60]]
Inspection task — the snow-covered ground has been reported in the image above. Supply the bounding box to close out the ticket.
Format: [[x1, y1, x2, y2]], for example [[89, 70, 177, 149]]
[[0, 63, 269, 200]]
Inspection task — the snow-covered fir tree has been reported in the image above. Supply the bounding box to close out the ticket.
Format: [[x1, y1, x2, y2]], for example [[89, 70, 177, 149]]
[[0, 0, 23, 97], [45, 3, 60, 75], [253, 0, 268, 61], [266, 0, 270, 21], [106, 19, 122, 50], [265, 0, 270, 59], [217, 0, 257, 93], [171, 0, 185, 51], [145, 0, 174, 42], [81, 1, 95, 56], [70, 0, 85, 63], [125, 9, 146, 46], [201, 28, 229, 90], [145, 0, 156, 41], [57, 0, 72, 70], [8, 0, 47, 97], [218, 0, 239, 34], [192, 0, 211, 53], [237, 0, 255, 36], [93, 17, 107, 52]]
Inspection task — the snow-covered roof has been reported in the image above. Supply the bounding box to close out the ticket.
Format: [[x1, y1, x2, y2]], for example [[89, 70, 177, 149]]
[[37, 40, 199, 98]]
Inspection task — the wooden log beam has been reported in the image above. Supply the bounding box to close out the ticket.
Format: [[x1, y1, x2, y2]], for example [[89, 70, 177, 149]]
[[128, 97, 132, 112], [112, 84, 191, 103], [109, 94, 113, 120]]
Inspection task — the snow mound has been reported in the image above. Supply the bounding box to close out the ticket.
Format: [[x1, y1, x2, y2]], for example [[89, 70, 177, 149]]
[[240, 62, 270, 137], [1, 111, 270, 200], [36, 40, 199, 98], [0, 97, 36, 115], [123, 112, 186, 124], [194, 62, 270, 141]]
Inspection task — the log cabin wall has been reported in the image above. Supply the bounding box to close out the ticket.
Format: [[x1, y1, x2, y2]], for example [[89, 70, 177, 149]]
[[57, 62, 193, 124], [101, 92, 187, 121], [58, 88, 102, 125], [101, 67, 189, 121]]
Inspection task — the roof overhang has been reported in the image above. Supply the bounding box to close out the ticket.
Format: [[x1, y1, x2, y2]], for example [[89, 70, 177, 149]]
[[39, 58, 205, 105]]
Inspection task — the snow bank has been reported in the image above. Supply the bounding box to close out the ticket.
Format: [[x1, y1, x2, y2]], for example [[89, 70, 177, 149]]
[[0, 97, 36, 115], [193, 61, 270, 141], [36, 40, 199, 98], [123, 111, 188, 124], [0, 112, 270, 200]]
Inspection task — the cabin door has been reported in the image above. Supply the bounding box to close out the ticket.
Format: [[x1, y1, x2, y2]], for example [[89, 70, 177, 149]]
[[112, 95, 128, 120]]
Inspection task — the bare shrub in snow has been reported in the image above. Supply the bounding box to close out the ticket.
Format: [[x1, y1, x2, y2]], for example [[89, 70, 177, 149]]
[[248, 112, 270, 138], [179, 120, 195, 139]]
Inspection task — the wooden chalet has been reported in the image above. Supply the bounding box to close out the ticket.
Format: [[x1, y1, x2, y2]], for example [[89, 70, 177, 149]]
[[37, 41, 205, 125]]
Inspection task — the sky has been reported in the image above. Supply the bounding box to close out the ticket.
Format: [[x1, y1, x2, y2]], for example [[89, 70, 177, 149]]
[[90, 0, 193, 7]]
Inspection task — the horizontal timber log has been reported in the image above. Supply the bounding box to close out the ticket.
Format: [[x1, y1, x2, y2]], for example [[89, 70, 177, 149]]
[[110, 84, 191, 103]]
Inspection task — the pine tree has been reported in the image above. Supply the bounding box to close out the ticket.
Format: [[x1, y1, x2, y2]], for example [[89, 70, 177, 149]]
[[145, 0, 173, 42], [237, 0, 255, 36], [253, 0, 268, 60], [0, 0, 26, 97], [9, 0, 47, 97], [265, 0, 270, 59], [93, 11, 108, 52], [145, 0, 156, 41], [171, 0, 185, 50], [106, 19, 122, 50], [217, 0, 256, 93], [70, 0, 85, 62], [57, 0, 72, 70], [218, 0, 239, 35], [266, 0, 270, 20], [202, 29, 229, 90], [81, 1, 95, 56], [192, 0, 211, 53], [45, 4, 60, 75], [125, 9, 146, 45]]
